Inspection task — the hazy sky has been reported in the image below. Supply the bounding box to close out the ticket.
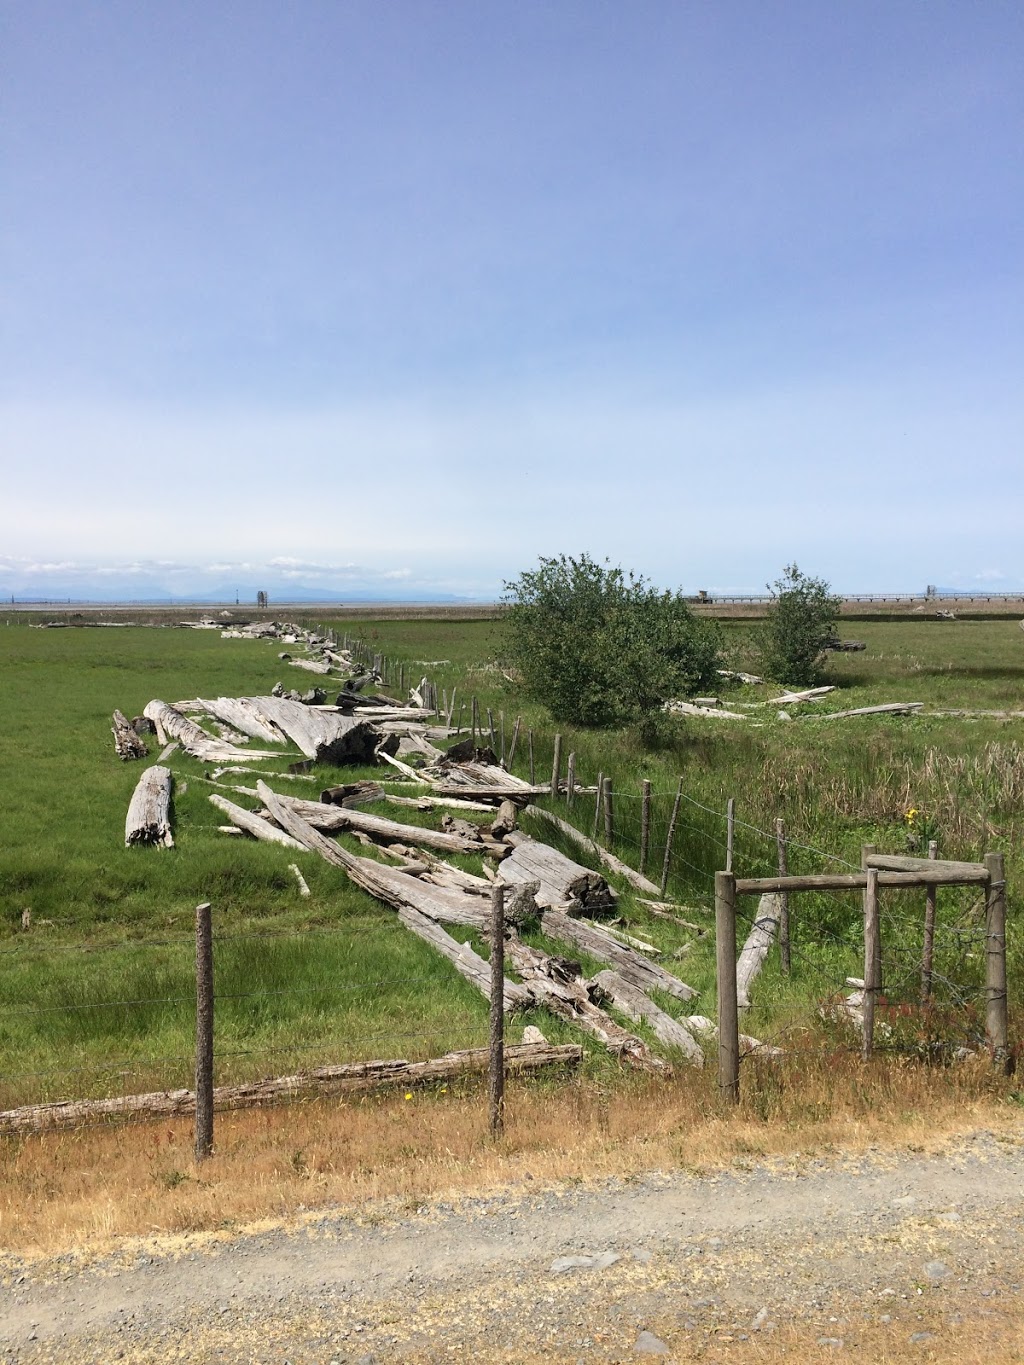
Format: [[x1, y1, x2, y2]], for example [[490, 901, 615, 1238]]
[[3, 1, 1022, 599]]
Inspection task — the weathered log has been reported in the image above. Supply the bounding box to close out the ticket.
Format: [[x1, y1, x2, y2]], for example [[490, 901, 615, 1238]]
[[243, 696, 381, 764], [320, 782, 387, 807], [524, 805, 661, 897], [267, 794, 504, 857], [735, 893, 783, 1008], [499, 835, 617, 915], [503, 936, 669, 1074], [208, 794, 309, 850], [764, 686, 836, 706], [490, 799, 520, 840], [664, 700, 748, 720], [185, 698, 288, 745], [540, 908, 697, 1001], [0, 1043, 581, 1136], [863, 853, 987, 877], [440, 814, 485, 841], [143, 701, 278, 763], [814, 702, 924, 720], [386, 794, 496, 814], [635, 899, 708, 933], [590, 970, 704, 1066], [125, 765, 174, 847], [112, 709, 148, 761], [289, 657, 333, 674]]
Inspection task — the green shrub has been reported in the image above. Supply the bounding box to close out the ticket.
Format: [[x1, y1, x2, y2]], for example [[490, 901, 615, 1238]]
[[501, 554, 721, 727], [758, 564, 842, 686]]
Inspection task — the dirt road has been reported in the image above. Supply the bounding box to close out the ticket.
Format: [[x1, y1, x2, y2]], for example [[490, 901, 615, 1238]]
[[2, 1126, 1023, 1363]]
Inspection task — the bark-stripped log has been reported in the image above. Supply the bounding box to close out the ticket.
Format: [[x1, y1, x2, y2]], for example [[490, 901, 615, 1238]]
[[503, 936, 669, 1074], [540, 908, 697, 1001], [186, 698, 288, 745], [112, 710, 148, 761], [0, 1043, 582, 1136], [143, 701, 279, 763], [268, 795, 505, 857], [289, 657, 333, 674], [208, 794, 309, 850], [736, 893, 783, 1008], [240, 696, 381, 765], [498, 836, 617, 915], [125, 765, 174, 847], [590, 970, 704, 1065], [523, 805, 661, 897]]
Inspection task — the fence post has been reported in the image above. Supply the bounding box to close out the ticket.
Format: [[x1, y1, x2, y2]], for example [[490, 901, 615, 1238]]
[[725, 797, 736, 873], [194, 902, 214, 1161], [862, 867, 879, 1061], [603, 780, 614, 847], [592, 772, 604, 839], [566, 751, 576, 806], [489, 883, 506, 1136], [715, 871, 740, 1104], [776, 817, 790, 975], [528, 729, 535, 784], [984, 851, 1009, 1072], [861, 843, 881, 993], [472, 696, 479, 744], [921, 839, 938, 1002], [640, 779, 652, 875], [499, 710, 505, 765], [550, 733, 562, 798], [487, 707, 497, 751], [660, 778, 683, 896]]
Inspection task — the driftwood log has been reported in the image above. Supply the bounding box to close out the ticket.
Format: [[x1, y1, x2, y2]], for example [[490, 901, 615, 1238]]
[[499, 835, 617, 915], [267, 795, 505, 858], [736, 893, 783, 1008], [540, 908, 697, 1001], [125, 765, 174, 847], [524, 805, 660, 897], [0, 1042, 582, 1136], [143, 701, 278, 763], [209, 794, 309, 850], [244, 697, 382, 765], [183, 698, 288, 745], [112, 709, 147, 761], [590, 970, 704, 1065]]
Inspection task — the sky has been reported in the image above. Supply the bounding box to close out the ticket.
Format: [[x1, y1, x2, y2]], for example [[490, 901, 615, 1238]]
[[2, 1, 1022, 602]]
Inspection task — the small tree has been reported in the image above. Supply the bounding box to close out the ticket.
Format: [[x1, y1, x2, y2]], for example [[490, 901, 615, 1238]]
[[501, 554, 721, 728], [757, 564, 842, 685]]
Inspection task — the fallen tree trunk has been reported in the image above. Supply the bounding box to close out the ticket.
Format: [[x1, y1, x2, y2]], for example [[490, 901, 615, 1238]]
[[243, 696, 381, 764], [503, 936, 669, 1074], [0, 1042, 582, 1136], [590, 970, 704, 1065], [143, 700, 278, 763], [736, 893, 783, 1008], [125, 765, 174, 847], [188, 698, 289, 745], [499, 835, 617, 915], [540, 908, 697, 1001], [289, 657, 333, 674], [268, 795, 505, 857], [208, 793, 309, 850], [385, 794, 496, 814], [112, 710, 148, 761], [523, 805, 661, 897], [815, 702, 924, 720]]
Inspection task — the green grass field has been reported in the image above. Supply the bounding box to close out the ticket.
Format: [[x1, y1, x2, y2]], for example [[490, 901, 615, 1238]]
[[1, 614, 1021, 1109]]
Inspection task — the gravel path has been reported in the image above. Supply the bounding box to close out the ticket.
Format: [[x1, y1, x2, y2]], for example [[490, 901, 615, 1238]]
[[2, 1126, 1023, 1362]]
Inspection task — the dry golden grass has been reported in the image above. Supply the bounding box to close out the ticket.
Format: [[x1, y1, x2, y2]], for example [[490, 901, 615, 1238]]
[[0, 1052, 1018, 1264]]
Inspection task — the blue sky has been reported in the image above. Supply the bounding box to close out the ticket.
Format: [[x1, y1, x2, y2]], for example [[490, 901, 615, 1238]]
[[2, 1, 1022, 600]]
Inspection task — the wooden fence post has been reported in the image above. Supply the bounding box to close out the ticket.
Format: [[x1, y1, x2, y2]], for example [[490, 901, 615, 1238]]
[[640, 779, 652, 875], [399, 661, 405, 693], [715, 871, 740, 1104], [194, 902, 214, 1161], [566, 751, 576, 805], [984, 851, 1009, 1072], [499, 711, 505, 765], [862, 867, 879, 1061], [592, 772, 604, 839], [507, 715, 521, 767], [660, 778, 683, 896], [487, 708, 497, 752], [550, 733, 562, 798], [489, 883, 506, 1136], [776, 817, 790, 975], [726, 797, 736, 873], [861, 843, 881, 992], [603, 780, 614, 847], [528, 729, 535, 784], [921, 839, 938, 1002], [472, 696, 479, 744]]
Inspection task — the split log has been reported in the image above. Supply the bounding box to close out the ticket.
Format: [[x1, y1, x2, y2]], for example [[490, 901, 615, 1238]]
[[0, 1043, 581, 1136], [590, 970, 704, 1066], [378, 751, 430, 782], [498, 835, 617, 915], [125, 765, 174, 847], [143, 701, 278, 763], [664, 700, 748, 720], [268, 795, 504, 857], [523, 805, 661, 897], [503, 936, 669, 1074], [112, 710, 148, 761], [185, 698, 288, 745], [540, 908, 698, 1001], [243, 696, 382, 764], [735, 893, 783, 1008], [208, 794, 309, 850]]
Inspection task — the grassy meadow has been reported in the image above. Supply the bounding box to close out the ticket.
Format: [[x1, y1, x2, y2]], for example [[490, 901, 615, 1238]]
[[1, 613, 1022, 1112]]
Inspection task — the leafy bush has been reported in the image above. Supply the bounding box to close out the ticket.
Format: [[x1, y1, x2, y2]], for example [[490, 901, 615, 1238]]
[[758, 564, 842, 686], [501, 554, 721, 728]]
